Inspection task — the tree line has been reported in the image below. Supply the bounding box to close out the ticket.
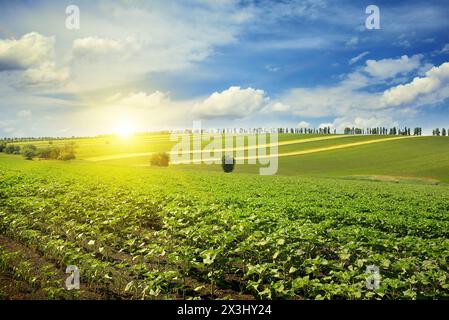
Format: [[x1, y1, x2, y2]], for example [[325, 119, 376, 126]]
[[432, 128, 449, 136], [343, 127, 423, 136], [0, 142, 76, 161]]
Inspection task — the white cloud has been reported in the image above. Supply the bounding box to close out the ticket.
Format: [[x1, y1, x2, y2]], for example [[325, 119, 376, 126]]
[[17, 110, 31, 118], [325, 116, 398, 132], [270, 102, 290, 112], [193, 86, 268, 119], [72, 37, 140, 61], [382, 62, 449, 106], [440, 43, 449, 54], [364, 55, 423, 79], [319, 123, 333, 129], [0, 32, 54, 71], [265, 64, 280, 72], [272, 73, 381, 118], [107, 91, 169, 109], [298, 121, 310, 129], [346, 36, 358, 46], [23, 62, 69, 86], [349, 51, 369, 65]]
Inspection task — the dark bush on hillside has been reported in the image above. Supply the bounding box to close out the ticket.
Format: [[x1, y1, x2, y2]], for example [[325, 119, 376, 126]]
[[22, 144, 38, 160], [0, 142, 6, 152], [58, 151, 75, 161], [38, 146, 60, 159], [58, 143, 75, 161], [150, 152, 170, 167], [4, 145, 21, 155], [38, 144, 76, 161], [221, 155, 235, 173]]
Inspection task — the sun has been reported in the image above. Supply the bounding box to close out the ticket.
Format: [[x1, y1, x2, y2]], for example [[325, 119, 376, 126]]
[[114, 121, 135, 138]]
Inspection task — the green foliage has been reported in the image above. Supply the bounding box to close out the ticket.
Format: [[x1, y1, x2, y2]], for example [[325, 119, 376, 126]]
[[221, 155, 235, 173], [150, 152, 169, 167], [1, 155, 449, 300], [38, 144, 76, 161], [0, 142, 6, 152], [22, 144, 38, 160], [38, 146, 61, 159], [57, 145, 76, 161], [4, 145, 21, 154]]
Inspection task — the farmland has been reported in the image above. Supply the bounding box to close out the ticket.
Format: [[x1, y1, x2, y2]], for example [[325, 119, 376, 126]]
[[1, 133, 449, 300]]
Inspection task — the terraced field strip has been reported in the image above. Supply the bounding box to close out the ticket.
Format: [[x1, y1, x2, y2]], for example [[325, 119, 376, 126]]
[[85, 135, 350, 162], [169, 136, 416, 164], [254, 136, 417, 160]]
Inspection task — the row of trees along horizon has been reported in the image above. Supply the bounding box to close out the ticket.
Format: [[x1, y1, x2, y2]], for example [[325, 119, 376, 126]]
[[3, 126, 449, 143]]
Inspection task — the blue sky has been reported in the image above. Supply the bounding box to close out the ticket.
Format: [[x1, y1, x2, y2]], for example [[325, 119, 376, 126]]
[[1, 0, 449, 137]]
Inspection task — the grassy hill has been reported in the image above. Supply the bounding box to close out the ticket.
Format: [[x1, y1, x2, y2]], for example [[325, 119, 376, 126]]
[[8, 134, 449, 183]]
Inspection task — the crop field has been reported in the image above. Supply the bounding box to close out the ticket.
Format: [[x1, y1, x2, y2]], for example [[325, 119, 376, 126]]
[[1, 133, 449, 300]]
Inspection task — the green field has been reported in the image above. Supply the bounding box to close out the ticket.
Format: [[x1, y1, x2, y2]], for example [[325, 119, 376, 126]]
[[1, 134, 449, 299]]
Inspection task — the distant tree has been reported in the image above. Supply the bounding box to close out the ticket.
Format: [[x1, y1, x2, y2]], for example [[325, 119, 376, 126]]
[[221, 155, 235, 173], [443, 128, 447, 136], [4, 145, 20, 154], [150, 152, 169, 167], [22, 144, 37, 160], [38, 146, 60, 159], [58, 145, 76, 161], [0, 142, 6, 152]]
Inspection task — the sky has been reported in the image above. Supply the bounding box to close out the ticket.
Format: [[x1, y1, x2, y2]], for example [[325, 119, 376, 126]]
[[1, 0, 449, 137]]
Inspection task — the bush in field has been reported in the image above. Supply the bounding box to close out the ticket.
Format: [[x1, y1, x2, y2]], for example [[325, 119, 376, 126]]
[[22, 144, 37, 160], [38, 146, 60, 159], [0, 142, 6, 152], [38, 144, 76, 161], [150, 152, 170, 167], [4, 145, 21, 154], [58, 144, 76, 161], [221, 155, 235, 173]]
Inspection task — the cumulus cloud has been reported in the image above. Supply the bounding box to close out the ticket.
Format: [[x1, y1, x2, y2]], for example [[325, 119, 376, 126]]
[[107, 91, 169, 109], [0, 32, 54, 71], [272, 79, 381, 118], [364, 55, 423, 79], [72, 36, 140, 61], [269, 102, 290, 112], [193, 86, 268, 119], [298, 121, 310, 129], [324, 116, 398, 132], [382, 62, 449, 106], [23, 62, 69, 86]]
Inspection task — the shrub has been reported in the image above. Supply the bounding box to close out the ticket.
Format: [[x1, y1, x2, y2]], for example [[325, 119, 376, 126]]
[[0, 142, 6, 152], [221, 155, 235, 173], [58, 150, 76, 161], [39, 146, 60, 159], [38, 144, 76, 161], [58, 144, 76, 161], [22, 144, 38, 160], [150, 152, 170, 167], [4, 145, 21, 154]]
